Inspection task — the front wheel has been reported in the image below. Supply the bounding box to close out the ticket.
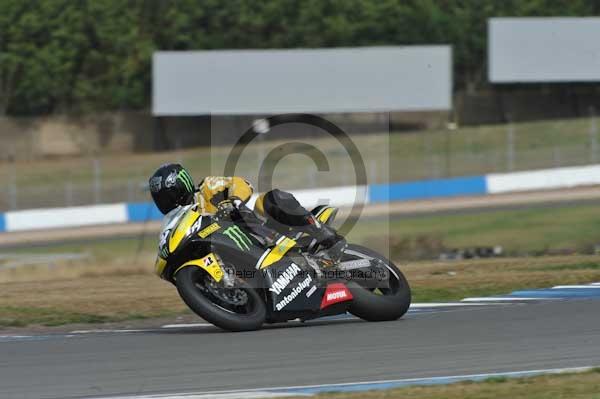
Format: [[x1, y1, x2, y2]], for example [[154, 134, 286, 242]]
[[175, 267, 266, 332], [343, 244, 411, 321]]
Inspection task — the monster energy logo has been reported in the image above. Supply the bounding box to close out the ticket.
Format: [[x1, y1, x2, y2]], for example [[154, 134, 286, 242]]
[[160, 247, 169, 258], [177, 169, 194, 192], [223, 225, 252, 251]]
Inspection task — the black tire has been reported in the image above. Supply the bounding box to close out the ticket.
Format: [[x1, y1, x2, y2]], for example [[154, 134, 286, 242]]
[[344, 244, 411, 321], [175, 267, 266, 332]]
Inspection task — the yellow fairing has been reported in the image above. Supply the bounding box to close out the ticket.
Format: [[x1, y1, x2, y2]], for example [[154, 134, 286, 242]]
[[168, 209, 200, 253], [259, 237, 296, 269], [317, 207, 336, 224], [254, 193, 266, 216], [174, 253, 223, 282], [154, 256, 167, 276]]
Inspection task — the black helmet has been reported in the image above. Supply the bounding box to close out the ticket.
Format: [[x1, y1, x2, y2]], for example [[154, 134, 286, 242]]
[[149, 163, 196, 214]]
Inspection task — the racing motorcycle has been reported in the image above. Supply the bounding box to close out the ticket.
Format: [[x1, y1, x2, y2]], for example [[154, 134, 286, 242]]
[[154, 204, 411, 331]]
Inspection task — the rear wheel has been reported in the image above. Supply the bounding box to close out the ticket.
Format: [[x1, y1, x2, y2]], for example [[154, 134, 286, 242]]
[[175, 267, 266, 331], [343, 244, 411, 321]]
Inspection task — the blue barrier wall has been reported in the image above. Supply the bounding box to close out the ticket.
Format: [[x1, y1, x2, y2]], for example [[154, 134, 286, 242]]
[[0, 177, 489, 233], [126, 202, 164, 222], [369, 176, 488, 203], [10, 163, 597, 232]]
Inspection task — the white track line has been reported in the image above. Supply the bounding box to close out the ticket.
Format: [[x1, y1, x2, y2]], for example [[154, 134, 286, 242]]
[[461, 297, 555, 302], [410, 302, 502, 308], [70, 329, 152, 334], [88, 365, 597, 399], [90, 393, 303, 399], [552, 285, 600, 289], [65, 304, 495, 334], [159, 304, 495, 329], [70, 299, 566, 334], [161, 323, 213, 329], [0, 296, 578, 341]]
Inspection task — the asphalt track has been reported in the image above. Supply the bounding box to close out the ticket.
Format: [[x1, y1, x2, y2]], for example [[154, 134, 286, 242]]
[[2, 299, 600, 399]]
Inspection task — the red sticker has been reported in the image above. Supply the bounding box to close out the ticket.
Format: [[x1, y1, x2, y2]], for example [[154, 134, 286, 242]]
[[320, 283, 353, 309]]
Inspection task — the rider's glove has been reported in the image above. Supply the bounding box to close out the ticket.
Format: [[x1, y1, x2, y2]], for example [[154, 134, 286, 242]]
[[216, 200, 235, 220]]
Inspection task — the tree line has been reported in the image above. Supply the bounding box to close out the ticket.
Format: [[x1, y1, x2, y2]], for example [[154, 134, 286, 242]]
[[1, 0, 598, 116]]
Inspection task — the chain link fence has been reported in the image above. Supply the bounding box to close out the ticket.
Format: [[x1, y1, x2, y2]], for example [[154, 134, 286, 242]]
[[1, 113, 598, 212]]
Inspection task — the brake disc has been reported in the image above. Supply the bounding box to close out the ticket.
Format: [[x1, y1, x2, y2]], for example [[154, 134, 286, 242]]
[[204, 276, 249, 306]]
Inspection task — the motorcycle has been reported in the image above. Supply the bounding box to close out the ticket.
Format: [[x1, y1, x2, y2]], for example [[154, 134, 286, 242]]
[[154, 204, 411, 331]]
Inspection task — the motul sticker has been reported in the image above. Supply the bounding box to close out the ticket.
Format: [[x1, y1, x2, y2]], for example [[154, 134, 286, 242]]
[[320, 283, 353, 309]]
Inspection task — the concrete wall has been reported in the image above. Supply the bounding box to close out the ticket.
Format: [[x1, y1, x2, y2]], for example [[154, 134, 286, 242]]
[[0, 111, 448, 161], [2, 90, 598, 160], [455, 87, 600, 125], [0, 112, 154, 161]]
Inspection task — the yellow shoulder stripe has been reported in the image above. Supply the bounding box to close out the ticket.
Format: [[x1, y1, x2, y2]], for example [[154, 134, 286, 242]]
[[174, 253, 223, 282], [169, 209, 200, 253], [259, 237, 296, 269], [317, 207, 335, 224], [154, 256, 167, 277]]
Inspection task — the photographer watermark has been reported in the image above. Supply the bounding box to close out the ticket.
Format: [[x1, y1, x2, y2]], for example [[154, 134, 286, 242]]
[[208, 112, 393, 289], [223, 113, 368, 235]]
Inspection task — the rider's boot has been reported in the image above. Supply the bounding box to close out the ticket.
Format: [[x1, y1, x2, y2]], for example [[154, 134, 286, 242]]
[[259, 189, 346, 260], [303, 215, 347, 263]]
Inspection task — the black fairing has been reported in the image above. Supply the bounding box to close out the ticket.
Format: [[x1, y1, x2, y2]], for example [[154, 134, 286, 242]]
[[162, 215, 264, 284], [163, 214, 350, 321]]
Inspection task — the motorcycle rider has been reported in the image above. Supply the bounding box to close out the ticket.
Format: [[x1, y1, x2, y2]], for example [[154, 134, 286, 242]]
[[149, 163, 346, 259]]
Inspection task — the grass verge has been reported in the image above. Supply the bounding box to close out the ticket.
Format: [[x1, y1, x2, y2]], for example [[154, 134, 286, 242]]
[[1, 254, 599, 328], [0, 306, 119, 327], [0, 272, 187, 328], [350, 202, 600, 257], [405, 255, 600, 302], [2, 202, 600, 327], [296, 369, 600, 399]]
